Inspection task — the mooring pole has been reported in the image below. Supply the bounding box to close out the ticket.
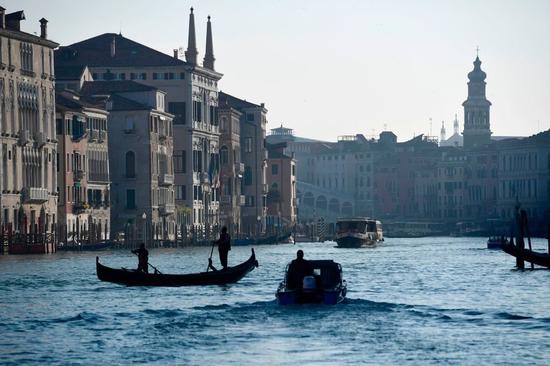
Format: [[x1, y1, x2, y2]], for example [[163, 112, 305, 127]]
[[522, 210, 534, 270], [515, 208, 525, 269]]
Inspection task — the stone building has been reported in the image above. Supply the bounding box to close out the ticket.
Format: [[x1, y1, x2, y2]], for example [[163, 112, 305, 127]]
[[495, 130, 550, 232], [266, 142, 297, 232], [55, 90, 110, 243], [217, 100, 244, 234], [81, 81, 176, 241], [218, 92, 268, 235], [0, 8, 58, 238], [54, 8, 222, 235]]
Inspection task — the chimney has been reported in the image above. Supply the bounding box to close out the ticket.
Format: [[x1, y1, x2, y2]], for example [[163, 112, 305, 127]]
[[39, 18, 48, 39], [110, 36, 116, 57], [0, 7, 5, 29], [173, 49, 178, 59]]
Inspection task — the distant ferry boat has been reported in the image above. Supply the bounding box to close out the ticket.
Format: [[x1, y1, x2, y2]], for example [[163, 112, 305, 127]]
[[335, 217, 383, 248]]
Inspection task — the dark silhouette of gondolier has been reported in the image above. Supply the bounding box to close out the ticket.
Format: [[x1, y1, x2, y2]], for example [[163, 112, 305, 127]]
[[216, 226, 231, 270], [132, 243, 149, 273]]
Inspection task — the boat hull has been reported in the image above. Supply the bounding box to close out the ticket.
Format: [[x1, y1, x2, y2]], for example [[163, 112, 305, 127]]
[[501, 243, 550, 268], [276, 288, 346, 305], [336, 235, 375, 248], [96, 249, 258, 286]]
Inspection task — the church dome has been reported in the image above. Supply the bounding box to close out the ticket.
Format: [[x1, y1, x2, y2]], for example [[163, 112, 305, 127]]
[[467, 56, 487, 82]]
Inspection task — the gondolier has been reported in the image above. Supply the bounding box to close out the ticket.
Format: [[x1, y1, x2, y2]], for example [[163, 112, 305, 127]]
[[131, 243, 149, 273], [216, 226, 231, 269]]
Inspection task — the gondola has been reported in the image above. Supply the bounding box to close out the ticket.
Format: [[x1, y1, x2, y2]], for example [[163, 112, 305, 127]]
[[501, 242, 550, 268], [96, 249, 259, 286]]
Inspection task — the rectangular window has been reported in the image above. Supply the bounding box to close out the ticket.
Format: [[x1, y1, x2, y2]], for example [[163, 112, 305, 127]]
[[126, 189, 136, 209], [244, 137, 253, 153], [292, 165, 296, 176], [272, 164, 279, 175], [193, 101, 202, 122], [244, 166, 252, 186], [247, 113, 254, 122], [174, 150, 186, 173], [176, 185, 186, 200], [152, 73, 159, 80], [130, 72, 136, 80], [168, 102, 186, 125], [140, 73, 147, 80], [119, 73, 126, 80], [179, 72, 185, 79]]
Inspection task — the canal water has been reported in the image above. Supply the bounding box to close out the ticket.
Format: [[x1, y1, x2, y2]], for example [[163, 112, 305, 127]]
[[1, 238, 549, 365]]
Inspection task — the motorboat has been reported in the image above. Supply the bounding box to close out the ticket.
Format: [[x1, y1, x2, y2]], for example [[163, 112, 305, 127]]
[[487, 236, 508, 249], [276, 259, 347, 305], [335, 217, 383, 248]]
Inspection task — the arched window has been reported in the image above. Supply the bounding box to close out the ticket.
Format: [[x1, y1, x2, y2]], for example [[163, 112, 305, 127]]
[[125, 151, 135, 178], [220, 146, 229, 165]]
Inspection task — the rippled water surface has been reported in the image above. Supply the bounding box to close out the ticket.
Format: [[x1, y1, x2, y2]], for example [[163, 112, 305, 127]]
[[1, 238, 549, 365]]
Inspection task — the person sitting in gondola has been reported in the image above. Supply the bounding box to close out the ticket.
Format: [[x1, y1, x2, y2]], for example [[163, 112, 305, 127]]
[[132, 243, 149, 273], [287, 250, 314, 289]]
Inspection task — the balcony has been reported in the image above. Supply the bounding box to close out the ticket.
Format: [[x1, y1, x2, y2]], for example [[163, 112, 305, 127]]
[[220, 195, 231, 205], [18, 129, 31, 146], [74, 169, 86, 181], [159, 204, 176, 216], [34, 131, 47, 147], [159, 173, 174, 186], [89, 130, 99, 141], [235, 162, 245, 174], [22, 187, 49, 203], [73, 202, 89, 214], [98, 130, 106, 142]]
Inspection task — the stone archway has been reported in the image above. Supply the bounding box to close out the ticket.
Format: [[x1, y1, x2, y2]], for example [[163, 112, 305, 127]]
[[316, 195, 327, 211], [303, 192, 314, 206], [328, 198, 340, 214]]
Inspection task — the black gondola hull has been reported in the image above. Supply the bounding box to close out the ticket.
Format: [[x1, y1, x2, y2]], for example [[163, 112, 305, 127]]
[[96, 249, 258, 286], [501, 243, 550, 268]]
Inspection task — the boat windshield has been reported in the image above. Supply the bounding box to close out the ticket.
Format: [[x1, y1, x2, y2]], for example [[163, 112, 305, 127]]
[[337, 221, 367, 233]]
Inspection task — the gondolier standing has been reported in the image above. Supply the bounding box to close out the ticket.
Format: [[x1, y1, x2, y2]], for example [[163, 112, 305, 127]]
[[216, 226, 231, 269], [132, 243, 149, 273]]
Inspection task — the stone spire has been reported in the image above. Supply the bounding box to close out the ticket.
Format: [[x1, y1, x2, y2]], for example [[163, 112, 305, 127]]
[[440, 121, 446, 142], [203, 15, 215, 70], [453, 113, 459, 134], [185, 7, 198, 65]]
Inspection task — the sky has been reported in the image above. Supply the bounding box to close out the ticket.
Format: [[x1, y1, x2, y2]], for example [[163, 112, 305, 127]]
[[7, 0, 550, 141]]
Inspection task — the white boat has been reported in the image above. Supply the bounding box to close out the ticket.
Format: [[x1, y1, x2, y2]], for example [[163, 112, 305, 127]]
[[335, 217, 383, 248]]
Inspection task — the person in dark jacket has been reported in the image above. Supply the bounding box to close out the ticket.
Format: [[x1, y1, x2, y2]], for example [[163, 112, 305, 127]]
[[132, 243, 149, 273], [287, 250, 314, 289], [216, 226, 231, 269]]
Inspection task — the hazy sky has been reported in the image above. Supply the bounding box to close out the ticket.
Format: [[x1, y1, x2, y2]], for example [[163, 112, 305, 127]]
[[8, 0, 550, 141]]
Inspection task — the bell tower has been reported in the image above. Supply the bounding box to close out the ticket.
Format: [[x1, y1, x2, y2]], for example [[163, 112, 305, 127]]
[[462, 53, 492, 148]]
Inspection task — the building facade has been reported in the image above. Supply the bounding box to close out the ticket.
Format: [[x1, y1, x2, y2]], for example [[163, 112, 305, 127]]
[[266, 142, 297, 232], [0, 9, 58, 238], [217, 102, 243, 235], [55, 8, 222, 235], [81, 81, 176, 241], [55, 91, 110, 243], [218, 92, 268, 235]]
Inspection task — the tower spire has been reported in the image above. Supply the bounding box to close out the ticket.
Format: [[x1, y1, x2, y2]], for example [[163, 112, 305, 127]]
[[203, 15, 215, 70], [185, 7, 198, 65], [440, 121, 446, 142], [453, 113, 459, 134]]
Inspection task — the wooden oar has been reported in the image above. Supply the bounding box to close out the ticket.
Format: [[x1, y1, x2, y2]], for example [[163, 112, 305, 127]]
[[133, 252, 162, 274], [206, 240, 216, 272]]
